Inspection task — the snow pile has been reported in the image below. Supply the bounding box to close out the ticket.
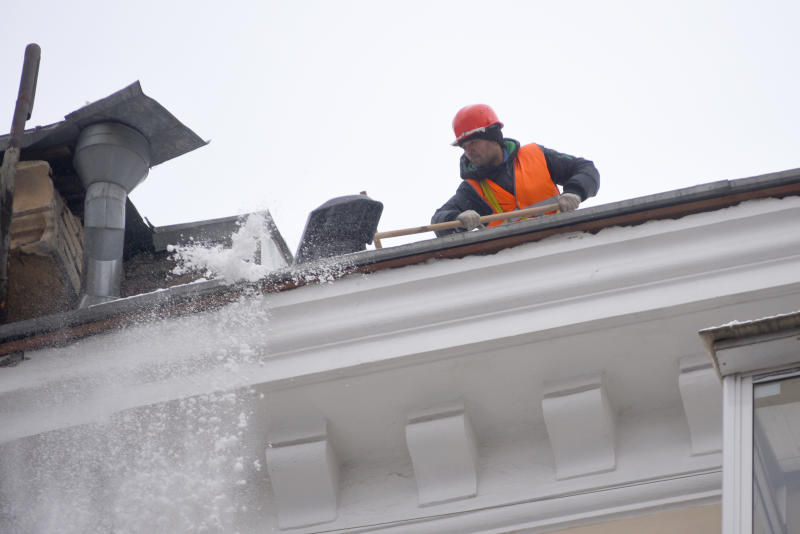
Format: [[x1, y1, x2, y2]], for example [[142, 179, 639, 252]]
[[169, 212, 287, 283]]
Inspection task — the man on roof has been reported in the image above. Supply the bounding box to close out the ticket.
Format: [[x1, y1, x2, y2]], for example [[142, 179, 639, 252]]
[[432, 104, 599, 236]]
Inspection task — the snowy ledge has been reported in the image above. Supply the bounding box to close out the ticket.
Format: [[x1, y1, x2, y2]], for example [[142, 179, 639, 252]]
[[699, 309, 800, 378]]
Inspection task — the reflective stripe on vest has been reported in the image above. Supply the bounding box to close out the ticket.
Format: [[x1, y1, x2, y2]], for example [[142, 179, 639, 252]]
[[478, 179, 503, 213], [466, 144, 561, 227]]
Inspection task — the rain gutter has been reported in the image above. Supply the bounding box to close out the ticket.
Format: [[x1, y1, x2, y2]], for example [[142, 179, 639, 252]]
[[1, 167, 800, 361]]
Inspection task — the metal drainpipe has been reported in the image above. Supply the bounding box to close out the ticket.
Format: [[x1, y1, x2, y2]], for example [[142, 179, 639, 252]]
[[73, 122, 150, 307]]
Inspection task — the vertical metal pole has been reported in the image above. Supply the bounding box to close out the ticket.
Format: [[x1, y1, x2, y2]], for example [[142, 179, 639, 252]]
[[0, 44, 41, 323]]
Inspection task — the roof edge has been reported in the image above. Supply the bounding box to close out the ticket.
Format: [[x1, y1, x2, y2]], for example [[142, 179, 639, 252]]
[[2, 167, 800, 356]]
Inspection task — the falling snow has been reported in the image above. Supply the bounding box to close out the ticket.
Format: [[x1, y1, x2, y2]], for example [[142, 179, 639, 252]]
[[0, 220, 286, 533]]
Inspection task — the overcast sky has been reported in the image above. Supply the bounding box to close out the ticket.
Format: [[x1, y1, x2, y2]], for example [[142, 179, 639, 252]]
[[2, 0, 799, 252]]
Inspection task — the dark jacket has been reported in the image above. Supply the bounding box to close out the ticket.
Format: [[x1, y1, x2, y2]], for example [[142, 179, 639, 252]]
[[431, 139, 600, 236]]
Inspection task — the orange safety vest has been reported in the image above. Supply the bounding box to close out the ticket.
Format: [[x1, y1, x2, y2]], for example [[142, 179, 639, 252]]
[[465, 144, 560, 227]]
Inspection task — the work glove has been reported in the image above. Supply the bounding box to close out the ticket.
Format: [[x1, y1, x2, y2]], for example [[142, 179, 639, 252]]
[[557, 193, 581, 212], [456, 209, 482, 231]]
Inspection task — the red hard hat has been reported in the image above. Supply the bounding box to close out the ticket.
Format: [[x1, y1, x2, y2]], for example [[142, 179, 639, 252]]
[[451, 104, 504, 145]]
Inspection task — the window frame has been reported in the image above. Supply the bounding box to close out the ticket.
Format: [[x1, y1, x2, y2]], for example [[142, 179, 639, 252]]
[[724, 367, 800, 533], [723, 373, 753, 534]]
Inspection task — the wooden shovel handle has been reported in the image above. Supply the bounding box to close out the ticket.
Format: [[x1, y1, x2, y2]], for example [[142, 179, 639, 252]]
[[373, 203, 559, 249]]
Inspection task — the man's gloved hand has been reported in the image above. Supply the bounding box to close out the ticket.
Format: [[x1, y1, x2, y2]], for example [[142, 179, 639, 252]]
[[456, 209, 482, 230], [558, 193, 581, 212]]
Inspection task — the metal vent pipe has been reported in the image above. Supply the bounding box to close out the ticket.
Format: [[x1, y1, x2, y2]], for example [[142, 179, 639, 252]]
[[73, 122, 150, 307]]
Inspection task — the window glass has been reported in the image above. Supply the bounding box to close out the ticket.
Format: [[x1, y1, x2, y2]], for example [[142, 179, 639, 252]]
[[753, 376, 800, 533]]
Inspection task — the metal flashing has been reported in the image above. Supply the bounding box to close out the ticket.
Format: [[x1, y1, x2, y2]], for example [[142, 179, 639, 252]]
[[0, 81, 207, 167], [700, 310, 800, 378], [700, 310, 800, 347]]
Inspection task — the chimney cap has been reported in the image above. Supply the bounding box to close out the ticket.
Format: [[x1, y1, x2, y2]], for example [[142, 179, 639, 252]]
[[0, 81, 206, 168]]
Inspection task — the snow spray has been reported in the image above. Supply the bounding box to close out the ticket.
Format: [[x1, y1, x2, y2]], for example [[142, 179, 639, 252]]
[[0, 214, 290, 533]]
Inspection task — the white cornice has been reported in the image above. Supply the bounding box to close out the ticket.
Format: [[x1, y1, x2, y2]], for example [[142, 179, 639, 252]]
[[293, 470, 721, 534], [263, 197, 800, 377]]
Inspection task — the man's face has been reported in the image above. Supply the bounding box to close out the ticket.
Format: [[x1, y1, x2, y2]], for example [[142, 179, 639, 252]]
[[461, 138, 503, 167]]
